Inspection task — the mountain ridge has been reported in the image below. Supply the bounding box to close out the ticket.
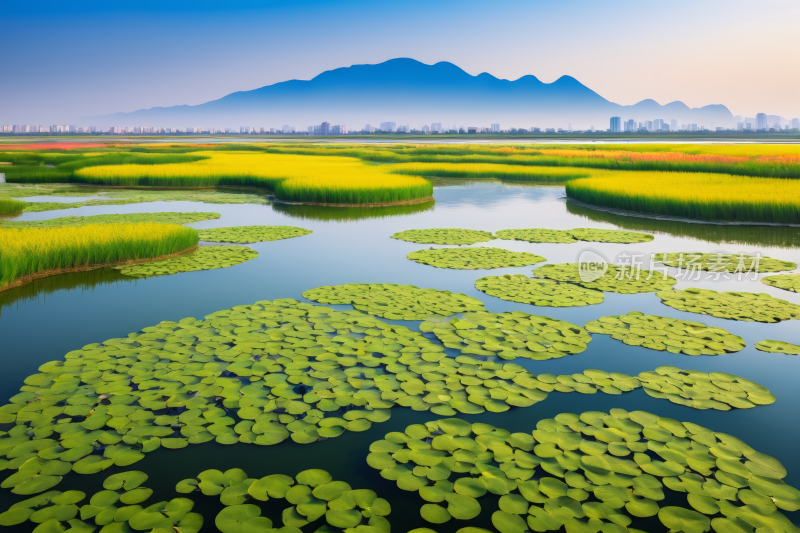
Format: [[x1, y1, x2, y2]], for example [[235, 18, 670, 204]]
[[88, 58, 733, 129]]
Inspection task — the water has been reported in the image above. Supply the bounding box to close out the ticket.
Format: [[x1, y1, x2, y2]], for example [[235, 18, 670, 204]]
[[2, 179, 799, 530], [18, 195, 108, 203]]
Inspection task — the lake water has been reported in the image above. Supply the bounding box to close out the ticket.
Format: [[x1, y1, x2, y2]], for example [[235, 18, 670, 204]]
[[2, 179, 799, 531]]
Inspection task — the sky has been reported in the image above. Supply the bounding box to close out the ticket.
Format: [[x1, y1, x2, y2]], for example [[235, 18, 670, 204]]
[[2, 0, 799, 124]]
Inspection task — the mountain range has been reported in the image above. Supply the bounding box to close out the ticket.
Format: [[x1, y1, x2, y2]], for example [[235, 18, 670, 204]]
[[89, 58, 734, 130]]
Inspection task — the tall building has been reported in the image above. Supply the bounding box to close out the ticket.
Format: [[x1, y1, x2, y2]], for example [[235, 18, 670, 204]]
[[283, 125, 295, 134], [670, 119, 678, 131], [379, 122, 396, 132], [431, 123, 442, 133], [421, 125, 430, 133], [792, 118, 800, 129], [363, 124, 375, 133], [490, 123, 500, 133], [756, 113, 767, 130], [320, 122, 331, 135], [624, 119, 635, 132], [610, 117, 621, 133]]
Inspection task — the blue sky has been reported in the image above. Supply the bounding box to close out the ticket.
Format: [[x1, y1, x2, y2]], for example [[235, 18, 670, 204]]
[[2, 0, 799, 123]]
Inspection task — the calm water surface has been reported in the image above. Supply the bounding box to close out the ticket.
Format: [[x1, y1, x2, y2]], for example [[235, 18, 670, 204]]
[[2, 180, 799, 530]]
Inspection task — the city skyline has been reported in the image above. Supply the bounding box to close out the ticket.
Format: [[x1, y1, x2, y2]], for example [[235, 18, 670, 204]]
[[2, 0, 800, 124]]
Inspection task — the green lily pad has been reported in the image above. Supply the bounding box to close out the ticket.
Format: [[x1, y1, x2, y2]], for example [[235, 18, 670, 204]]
[[534, 263, 676, 294], [762, 274, 800, 293], [295, 469, 332, 487], [198, 226, 311, 244], [115, 245, 258, 278], [658, 288, 800, 322], [754, 339, 800, 355], [407, 247, 546, 270], [585, 312, 746, 355], [658, 506, 711, 533], [215, 504, 272, 533], [104, 471, 148, 491], [475, 274, 604, 307], [420, 504, 451, 524], [303, 283, 485, 320], [392, 229, 495, 245], [654, 252, 795, 273], [494, 228, 577, 244]]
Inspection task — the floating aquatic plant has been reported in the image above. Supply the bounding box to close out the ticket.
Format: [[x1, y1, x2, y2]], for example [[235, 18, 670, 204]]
[[754, 339, 800, 355], [369, 412, 798, 532], [494, 227, 654, 244], [198, 225, 312, 244], [585, 311, 746, 355], [114, 245, 258, 278], [652, 252, 796, 273], [392, 229, 495, 245], [534, 263, 677, 294], [762, 274, 800, 293], [302, 283, 485, 320], [657, 288, 800, 323], [475, 274, 604, 307], [407, 248, 546, 270]]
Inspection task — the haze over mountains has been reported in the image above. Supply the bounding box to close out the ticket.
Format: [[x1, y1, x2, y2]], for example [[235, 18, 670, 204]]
[[90, 58, 734, 130]]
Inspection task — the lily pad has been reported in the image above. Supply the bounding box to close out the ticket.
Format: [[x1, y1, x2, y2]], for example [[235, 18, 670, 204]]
[[534, 263, 676, 294], [657, 288, 800, 323], [475, 274, 604, 307], [407, 248, 546, 270], [585, 311, 746, 355], [762, 274, 800, 293], [115, 245, 258, 278], [754, 339, 800, 355], [654, 252, 795, 273], [198, 225, 312, 244], [302, 283, 485, 320], [392, 229, 495, 245]]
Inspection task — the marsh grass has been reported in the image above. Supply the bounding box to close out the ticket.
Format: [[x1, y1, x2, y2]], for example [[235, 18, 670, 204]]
[[0, 223, 199, 288], [0, 199, 27, 216], [387, 162, 590, 181]]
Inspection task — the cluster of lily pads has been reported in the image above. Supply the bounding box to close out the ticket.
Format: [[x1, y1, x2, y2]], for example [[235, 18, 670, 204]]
[[762, 274, 800, 293], [368, 412, 800, 533], [657, 288, 800, 323], [475, 274, 605, 307], [302, 284, 486, 320], [584, 311, 747, 355], [175, 468, 391, 533], [533, 263, 677, 294], [0, 470, 203, 533], [420, 312, 591, 361], [496, 228, 654, 244], [652, 252, 796, 273], [392, 229, 495, 245], [115, 245, 258, 278], [407, 248, 546, 270], [392, 228, 653, 245], [198, 225, 312, 244], [1, 297, 779, 503], [754, 340, 800, 355]]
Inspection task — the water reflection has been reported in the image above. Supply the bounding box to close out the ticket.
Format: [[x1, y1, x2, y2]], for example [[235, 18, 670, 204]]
[[566, 201, 800, 249], [0, 268, 135, 316], [271, 200, 435, 223]]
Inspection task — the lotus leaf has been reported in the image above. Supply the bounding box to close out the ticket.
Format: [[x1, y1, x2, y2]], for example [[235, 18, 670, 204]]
[[657, 288, 800, 322], [302, 283, 485, 320], [496, 228, 653, 244], [475, 274, 604, 307], [115, 245, 258, 278], [586, 312, 746, 355], [653, 252, 795, 273], [198, 225, 311, 244], [754, 339, 800, 355], [762, 273, 800, 293], [392, 229, 495, 245], [494, 228, 578, 244], [420, 503, 451, 523], [407, 247, 546, 270], [534, 263, 676, 294]]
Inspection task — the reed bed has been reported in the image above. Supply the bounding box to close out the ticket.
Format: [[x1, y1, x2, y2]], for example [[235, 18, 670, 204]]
[[565, 170, 800, 224], [0, 223, 199, 288], [387, 162, 591, 181], [74, 152, 432, 204], [0, 199, 27, 216]]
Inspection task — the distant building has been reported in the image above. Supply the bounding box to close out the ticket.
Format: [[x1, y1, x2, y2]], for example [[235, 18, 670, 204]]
[[320, 122, 331, 135], [431, 123, 442, 133], [531, 127, 540, 133], [545, 128, 556, 133], [490, 123, 500, 133], [421, 125, 430, 133], [363, 124, 376, 133], [467, 127, 478, 134], [610, 117, 621, 133], [670, 119, 678, 131], [379, 122, 396, 132], [756, 113, 767, 130], [283, 125, 295, 134], [736, 123, 744, 130], [624, 119, 635, 132], [793, 118, 800, 129], [690, 124, 698, 131]]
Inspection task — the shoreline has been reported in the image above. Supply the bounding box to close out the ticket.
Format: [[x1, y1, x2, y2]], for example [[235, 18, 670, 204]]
[[563, 198, 800, 228], [0, 245, 198, 293], [270, 196, 435, 208]]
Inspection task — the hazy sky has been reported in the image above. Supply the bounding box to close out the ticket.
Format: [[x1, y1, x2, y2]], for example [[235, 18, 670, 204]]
[[3, 0, 799, 124]]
